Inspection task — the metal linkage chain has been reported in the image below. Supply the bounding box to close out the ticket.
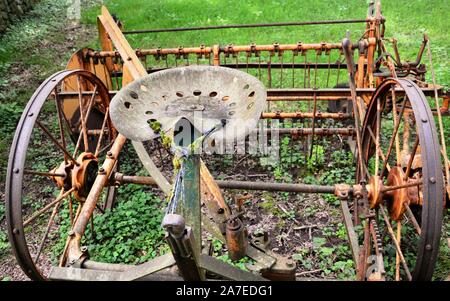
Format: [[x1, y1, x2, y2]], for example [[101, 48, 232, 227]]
[[370, 215, 383, 254]]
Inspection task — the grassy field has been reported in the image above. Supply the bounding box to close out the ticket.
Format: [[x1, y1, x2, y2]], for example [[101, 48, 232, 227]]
[[0, 0, 448, 281], [82, 0, 449, 84]]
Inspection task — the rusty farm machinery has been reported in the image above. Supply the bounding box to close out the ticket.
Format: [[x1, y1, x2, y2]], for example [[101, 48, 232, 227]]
[[5, 1, 450, 281]]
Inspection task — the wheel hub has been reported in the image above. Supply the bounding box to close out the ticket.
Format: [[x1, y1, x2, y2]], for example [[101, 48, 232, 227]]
[[49, 152, 98, 201], [366, 167, 422, 221], [385, 167, 422, 220], [72, 152, 98, 201]]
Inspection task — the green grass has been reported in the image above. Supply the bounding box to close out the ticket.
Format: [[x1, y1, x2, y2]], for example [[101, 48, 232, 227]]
[[82, 0, 449, 84]]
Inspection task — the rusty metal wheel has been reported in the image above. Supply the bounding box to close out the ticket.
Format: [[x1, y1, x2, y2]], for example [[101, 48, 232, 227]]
[[359, 78, 444, 280], [5, 69, 116, 280]]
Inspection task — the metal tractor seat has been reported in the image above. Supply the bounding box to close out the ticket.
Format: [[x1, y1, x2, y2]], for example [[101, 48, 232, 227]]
[[110, 65, 267, 145]]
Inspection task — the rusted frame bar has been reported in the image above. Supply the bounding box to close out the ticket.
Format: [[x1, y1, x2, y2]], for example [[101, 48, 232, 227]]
[[122, 19, 369, 35], [261, 127, 356, 137], [57, 87, 447, 99], [215, 180, 336, 193], [86, 42, 355, 58], [262, 112, 351, 119], [61, 134, 127, 266]]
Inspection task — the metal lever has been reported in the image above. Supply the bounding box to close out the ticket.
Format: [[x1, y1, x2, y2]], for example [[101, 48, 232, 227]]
[[162, 213, 204, 280]]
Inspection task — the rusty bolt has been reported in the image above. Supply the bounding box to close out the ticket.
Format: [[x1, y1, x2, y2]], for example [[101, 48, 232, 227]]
[[98, 167, 105, 174], [107, 151, 113, 157], [162, 214, 186, 238]]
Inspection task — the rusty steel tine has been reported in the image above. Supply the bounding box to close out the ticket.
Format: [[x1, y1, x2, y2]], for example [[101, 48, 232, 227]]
[[303, 52, 307, 88], [314, 52, 318, 89], [144, 54, 148, 70], [292, 52, 295, 88], [268, 54, 272, 88], [280, 52, 283, 88], [326, 51, 331, 87], [336, 54, 342, 85], [258, 55, 261, 80], [289, 135, 293, 169], [309, 92, 318, 159], [165, 55, 169, 68], [246, 55, 249, 74], [379, 204, 412, 280]]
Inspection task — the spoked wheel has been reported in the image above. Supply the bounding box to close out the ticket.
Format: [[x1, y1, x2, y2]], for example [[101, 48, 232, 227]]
[[5, 69, 116, 280], [359, 78, 444, 280]]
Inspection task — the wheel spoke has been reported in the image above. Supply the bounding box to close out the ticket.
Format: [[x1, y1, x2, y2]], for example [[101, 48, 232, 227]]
[[391, 87, 402, 165], [73, 84, 98, 156], [23, 187, 75, 227], [94, 107, 110, 157], [24, 170, 65, 177], [35, 197, 63, 263], [54, 88, 68, 163], [375, 97, 381, 175], [381, 180, 422, 193], [367, 126, 391, 172], [35, 120, 79, 165], [77, 76, 90, 152], [379, 204, 412, 281], [404, 203, 421, 235], [395, 221, 402, 281], [380, 95, 408, 177], [404, 136, 419, 180]]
